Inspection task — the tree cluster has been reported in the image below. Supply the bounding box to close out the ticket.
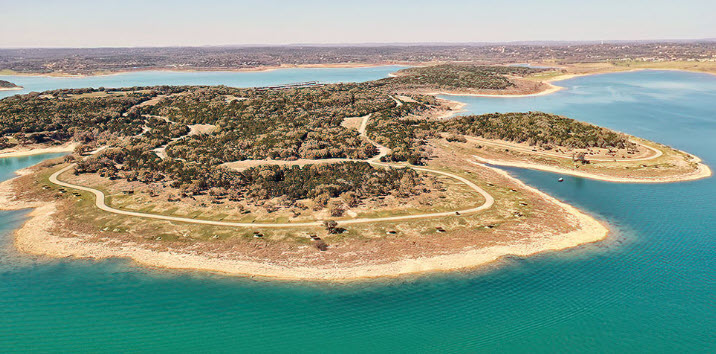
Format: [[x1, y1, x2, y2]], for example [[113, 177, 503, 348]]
[[440, 112, 634, 149], [385, 64, 547, 91]]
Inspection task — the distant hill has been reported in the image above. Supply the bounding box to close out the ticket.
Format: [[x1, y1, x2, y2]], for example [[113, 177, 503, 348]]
[[0, 80, 20, 89]]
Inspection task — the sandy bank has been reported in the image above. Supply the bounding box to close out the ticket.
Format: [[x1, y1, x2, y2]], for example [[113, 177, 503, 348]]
[[541, 67, 716, 86], [427, 82, 564, 98], [0, 86, 23, 91], [472, 155, 712, 184], [456, 67, 716, 99], [0, 143, 76, 159]]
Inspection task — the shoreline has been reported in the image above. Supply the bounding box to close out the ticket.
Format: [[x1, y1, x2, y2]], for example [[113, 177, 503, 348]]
[[432, 67, 716, 98], [472, 154, 712, 184], [0, 86, 23, 91], [429, 81, 563, 98], [537, 67, 716, 87], [0, 62, 418, 78], [3, 64, 713, 100], [3, 163, 609, 282], [0, 143, 76, 159]]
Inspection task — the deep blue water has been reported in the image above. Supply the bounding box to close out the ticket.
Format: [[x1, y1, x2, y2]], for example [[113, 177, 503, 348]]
[[0, 69, 714, 352]]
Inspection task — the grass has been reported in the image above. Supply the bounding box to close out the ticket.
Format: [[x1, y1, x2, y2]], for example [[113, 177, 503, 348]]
[[525, 70, 565, 81], [23, 144, 554, 256], [61, 164, 486, 224], [11, 153, 580, 276], [445, 135, 700, 180], [38, 163, 510, 237]]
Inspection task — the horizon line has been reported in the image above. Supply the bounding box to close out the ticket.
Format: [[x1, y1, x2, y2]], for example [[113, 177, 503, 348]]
[[2, 38, 715, 50]]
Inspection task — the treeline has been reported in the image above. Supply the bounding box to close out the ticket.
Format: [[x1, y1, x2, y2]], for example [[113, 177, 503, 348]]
[[235, 162, 420, 201], [76, 145, 420, 204], [0, 80, 19, 88], [439, 112, 634, 149], [0, 93, 142, 137], [384, 64, 548, 91], [3, 72, 637, 210], [365, 107, 634, 166]]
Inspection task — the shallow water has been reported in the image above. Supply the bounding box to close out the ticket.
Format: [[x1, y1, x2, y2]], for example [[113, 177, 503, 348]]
[[0, 69, 714, 352]]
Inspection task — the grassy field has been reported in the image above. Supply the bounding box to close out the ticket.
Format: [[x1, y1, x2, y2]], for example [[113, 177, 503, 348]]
[[24, 154, 534, 249], [60, 164, 486, 224], [442, 137, 701, 180]]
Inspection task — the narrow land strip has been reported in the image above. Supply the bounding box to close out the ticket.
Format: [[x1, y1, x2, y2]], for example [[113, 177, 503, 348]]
[[471, 155, 712, 183]]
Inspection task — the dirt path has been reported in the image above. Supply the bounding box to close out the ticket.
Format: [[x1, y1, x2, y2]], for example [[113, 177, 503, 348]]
[[46, 100, 494, 228], [464, 136, 663, 162], [50, 161, 493, 228], [358, 113, 371, 135], [146, 114, 215, 160]]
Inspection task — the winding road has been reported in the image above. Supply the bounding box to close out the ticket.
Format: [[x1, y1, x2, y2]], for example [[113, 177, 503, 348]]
[[49, 163, 493, 228], [464, 136, 664, 162], [48, 100, 494, 228]]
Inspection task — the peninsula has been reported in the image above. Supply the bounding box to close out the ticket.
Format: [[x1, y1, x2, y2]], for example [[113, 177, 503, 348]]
[[0, 64, 709, 281], [0, 80, 22, 91]]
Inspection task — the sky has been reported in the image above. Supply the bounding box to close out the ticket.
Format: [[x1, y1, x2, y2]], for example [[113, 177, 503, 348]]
[[1, 0, 715, 48]]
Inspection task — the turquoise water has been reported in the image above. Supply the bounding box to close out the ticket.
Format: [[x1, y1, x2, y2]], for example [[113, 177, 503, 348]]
[[0, 65, 407, 99], [1, 69, 715, 352]]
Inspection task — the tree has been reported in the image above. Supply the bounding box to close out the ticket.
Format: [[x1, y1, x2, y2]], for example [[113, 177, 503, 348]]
[[341, 191, 359, 208], [323, 220, 339, 234], [573, 152, 588, 164], [329, 201, 345, 217], [313, 193, 330, 210]]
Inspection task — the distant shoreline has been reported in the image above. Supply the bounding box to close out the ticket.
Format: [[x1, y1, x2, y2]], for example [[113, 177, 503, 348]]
[[0, 62, 419, 78], [3, 63, 715, 100]]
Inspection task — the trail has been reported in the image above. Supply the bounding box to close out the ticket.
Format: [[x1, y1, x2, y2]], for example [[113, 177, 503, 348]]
[[48, 103, 493, 228], [464, 136, 663, 162], [50, 162, 493, 228]]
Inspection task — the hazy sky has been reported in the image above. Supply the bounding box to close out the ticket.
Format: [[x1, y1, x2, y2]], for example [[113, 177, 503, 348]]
[[2, 0, 715, 47]]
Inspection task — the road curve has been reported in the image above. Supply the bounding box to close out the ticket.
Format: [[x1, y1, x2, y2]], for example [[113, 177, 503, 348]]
[[50, 162, 494, 229], [47, 104, 494, 228], [464, 136, 663, 162]]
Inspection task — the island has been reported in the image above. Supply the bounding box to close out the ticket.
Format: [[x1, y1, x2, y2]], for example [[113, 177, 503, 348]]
[[0, 65, 710, 281], [0, 80, 22, 91]]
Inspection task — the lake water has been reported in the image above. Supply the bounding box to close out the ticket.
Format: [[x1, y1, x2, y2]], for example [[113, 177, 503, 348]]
[[0, 66, 407, 99], [0, 68, 714, 352]]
